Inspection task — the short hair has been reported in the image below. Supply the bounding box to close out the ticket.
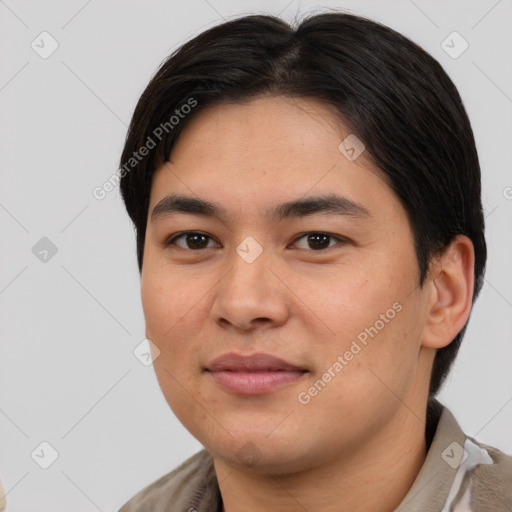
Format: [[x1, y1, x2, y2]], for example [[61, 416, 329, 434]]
[[119, 12, 486, 397]]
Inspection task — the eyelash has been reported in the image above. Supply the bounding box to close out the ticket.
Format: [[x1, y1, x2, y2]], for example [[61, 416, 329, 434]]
[[164, 231, 348, 252]]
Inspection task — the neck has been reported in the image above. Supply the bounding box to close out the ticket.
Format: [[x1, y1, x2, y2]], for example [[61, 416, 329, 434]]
[[214, 404, 429, 512]]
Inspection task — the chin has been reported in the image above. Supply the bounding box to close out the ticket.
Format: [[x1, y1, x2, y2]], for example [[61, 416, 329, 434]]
[[202, 431, 316, 475]]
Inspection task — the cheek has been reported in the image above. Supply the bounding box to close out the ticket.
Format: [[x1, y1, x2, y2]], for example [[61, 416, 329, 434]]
[[142, 273, 205, 415], [141, 270, 199, 339], [305, 302, 424, 433], [141, 273, 207, 396], [307, 257, 422, 380], [302, 264, 401, 343]]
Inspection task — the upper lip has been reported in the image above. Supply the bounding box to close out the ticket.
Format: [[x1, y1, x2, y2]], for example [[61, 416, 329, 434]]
[[206, 352, 305, 372]]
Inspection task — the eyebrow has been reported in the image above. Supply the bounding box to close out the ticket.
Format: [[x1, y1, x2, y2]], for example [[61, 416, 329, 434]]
[[150, 193, 371, 223]]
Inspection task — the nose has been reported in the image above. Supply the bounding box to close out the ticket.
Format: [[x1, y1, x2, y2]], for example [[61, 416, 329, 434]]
[[210, 246, 290, 333]]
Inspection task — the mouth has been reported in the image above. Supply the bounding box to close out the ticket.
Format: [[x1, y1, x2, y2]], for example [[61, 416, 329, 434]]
[[205, 352, 308, 395]]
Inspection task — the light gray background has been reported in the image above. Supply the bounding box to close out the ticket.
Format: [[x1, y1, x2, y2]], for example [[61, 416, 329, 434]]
[[0, 0, 511, 510]]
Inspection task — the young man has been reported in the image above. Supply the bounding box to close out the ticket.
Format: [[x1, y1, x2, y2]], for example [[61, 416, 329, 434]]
[[117, 12, 511, 512]]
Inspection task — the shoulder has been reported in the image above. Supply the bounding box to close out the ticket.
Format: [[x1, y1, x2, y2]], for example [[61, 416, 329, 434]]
[[117, 449, 219, 512], [439, 406, 512, 509], [466, 436, 512, 509], [398, 403, 512, 512]]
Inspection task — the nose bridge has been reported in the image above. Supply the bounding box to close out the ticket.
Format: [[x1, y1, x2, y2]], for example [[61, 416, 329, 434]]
[[211, 241, 289, 330], [228, 242, 268, 294]]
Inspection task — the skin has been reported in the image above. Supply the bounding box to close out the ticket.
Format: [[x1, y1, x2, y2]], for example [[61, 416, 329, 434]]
[[141, 96, 475, 512]]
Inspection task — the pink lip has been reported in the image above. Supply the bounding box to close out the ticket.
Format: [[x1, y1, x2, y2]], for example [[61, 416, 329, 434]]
[[207, 352, 304, 372], [205, 353, 307, 395]]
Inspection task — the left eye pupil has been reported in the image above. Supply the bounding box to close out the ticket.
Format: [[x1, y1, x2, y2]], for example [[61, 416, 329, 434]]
[[187, 233, 208, 249], [308, 234, 330, 250]]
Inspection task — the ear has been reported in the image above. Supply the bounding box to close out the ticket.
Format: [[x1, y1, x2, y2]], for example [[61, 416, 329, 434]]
[[421, 235, 475, 349]]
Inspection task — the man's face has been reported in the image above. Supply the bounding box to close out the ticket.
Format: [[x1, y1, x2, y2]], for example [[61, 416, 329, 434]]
[[141, 96, 435, 473]]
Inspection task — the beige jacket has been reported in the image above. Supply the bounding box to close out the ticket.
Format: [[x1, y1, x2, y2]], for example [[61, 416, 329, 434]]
[[118, 404, 512, 511]]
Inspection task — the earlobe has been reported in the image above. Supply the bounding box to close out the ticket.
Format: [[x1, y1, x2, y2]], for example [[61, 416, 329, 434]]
[[421, 235, 475, 349]]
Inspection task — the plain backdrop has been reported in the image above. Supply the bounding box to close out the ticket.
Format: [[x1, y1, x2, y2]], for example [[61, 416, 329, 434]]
[[0, 0, 511, 510]]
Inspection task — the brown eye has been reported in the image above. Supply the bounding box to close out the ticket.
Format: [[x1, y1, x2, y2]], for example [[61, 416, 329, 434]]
[[293, 232, 345, 251], [166, 232, 217, 250]]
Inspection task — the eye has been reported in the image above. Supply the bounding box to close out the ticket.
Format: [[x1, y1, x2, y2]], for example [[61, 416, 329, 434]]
[[165, 231, 219, 250], [164, 231, 347, 252], [291, 232, 347, 251]]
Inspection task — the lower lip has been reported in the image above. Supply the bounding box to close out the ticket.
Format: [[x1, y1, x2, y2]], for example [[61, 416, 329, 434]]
[[207, 370, 307, 395]]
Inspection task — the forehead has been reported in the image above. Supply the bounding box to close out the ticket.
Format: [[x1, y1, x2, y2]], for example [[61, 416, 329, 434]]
[[170, 96, 350, 162], [149, 96, 398, 222]]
